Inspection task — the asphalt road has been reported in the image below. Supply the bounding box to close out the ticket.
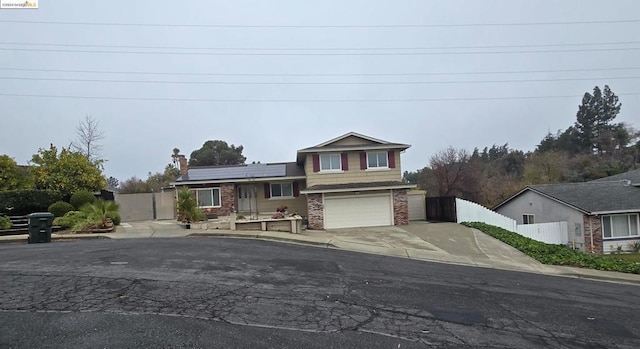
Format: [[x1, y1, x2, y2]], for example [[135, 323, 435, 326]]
[[1, 238, 639, 348]]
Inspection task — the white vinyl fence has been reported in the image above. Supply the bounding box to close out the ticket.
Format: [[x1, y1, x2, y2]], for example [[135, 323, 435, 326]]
[[455, 198, 569, 245]]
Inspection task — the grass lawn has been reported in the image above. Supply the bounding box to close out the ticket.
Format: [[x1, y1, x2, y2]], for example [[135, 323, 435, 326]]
[[605, 253, 640, 263]]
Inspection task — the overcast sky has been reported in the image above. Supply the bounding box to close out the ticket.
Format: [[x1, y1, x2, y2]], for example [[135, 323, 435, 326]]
[[1, 0, 639, 181]]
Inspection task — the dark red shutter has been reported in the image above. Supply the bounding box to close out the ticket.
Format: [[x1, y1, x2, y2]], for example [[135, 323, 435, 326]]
[[388, 151, 396, 168], [312, 154, 320, 172], [360, 152, 367, 170], [293, 182, 300, 197], [264, 183, 270, 198], [341, 153, 349, 171]]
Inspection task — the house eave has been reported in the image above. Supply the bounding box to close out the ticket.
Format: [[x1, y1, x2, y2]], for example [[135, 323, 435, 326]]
[[300, 184, 416, 194], [170, 176, 306, 186], [590, 209, 640, 215], [297, 144, 410, 154]]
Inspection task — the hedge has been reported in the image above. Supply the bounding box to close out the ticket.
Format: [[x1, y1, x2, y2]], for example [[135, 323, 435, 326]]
[[48, 201, 75, 217], [0, 189, 62, 216]]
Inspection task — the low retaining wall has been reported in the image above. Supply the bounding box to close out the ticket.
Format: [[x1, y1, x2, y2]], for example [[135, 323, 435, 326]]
[[231, 213, 303, 234]]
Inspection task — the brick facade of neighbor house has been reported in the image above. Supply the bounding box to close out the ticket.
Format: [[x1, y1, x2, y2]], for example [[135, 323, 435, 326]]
[[202, 183, 236, 217], [392, 189, 409, 225], [307, 193, 324, 230], [583, 215, 603, 253]]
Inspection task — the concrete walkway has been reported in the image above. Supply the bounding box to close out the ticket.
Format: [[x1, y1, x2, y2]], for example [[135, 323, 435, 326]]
[[2, 220, 639, 285]]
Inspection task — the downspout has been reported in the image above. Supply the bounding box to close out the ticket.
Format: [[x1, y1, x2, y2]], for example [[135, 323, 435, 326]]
[[589, 216, 594, 253]]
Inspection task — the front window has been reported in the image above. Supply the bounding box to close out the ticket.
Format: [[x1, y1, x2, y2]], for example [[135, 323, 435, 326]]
[[522, 214, 534, 224], [194, 188, 221, 207], [320, 154, 341, 171], [602, 214, 639, 239], [367, 152, 388, 169], [271, 183, 293, 198]]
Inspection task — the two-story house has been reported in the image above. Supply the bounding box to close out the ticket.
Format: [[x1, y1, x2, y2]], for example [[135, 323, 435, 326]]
[[172, 132, 415, 230]]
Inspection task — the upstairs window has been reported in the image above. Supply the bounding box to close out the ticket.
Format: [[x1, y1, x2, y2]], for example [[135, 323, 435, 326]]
[[367, 152, 388, 169], [320, 154, 341, 171]]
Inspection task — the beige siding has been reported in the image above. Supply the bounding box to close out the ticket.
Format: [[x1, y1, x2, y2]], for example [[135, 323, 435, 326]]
[[324, 190, 390, 197], [330, 136, 378, 146], [305, 151, 402, 187], [254, 180, 308, 216]]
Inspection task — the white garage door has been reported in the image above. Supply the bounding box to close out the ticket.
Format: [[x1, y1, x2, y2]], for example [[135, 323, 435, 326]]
[[324, 194, 393, 229]]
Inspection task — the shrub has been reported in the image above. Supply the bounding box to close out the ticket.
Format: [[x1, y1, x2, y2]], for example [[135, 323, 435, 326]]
[[629, 241, 640, 253], [70, 190, 96, 210], [48, 201, 75, 217], [0, 189, 62, 215], [0, 215, 12, 230], [53, 211, 88, 229], [106, 211, 121, 226], [463, 222, 640, 274], [80, 199, 119, 228]]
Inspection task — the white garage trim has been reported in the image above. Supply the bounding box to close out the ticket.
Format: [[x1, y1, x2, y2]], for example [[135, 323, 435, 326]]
[[323, 193, 394, 229]]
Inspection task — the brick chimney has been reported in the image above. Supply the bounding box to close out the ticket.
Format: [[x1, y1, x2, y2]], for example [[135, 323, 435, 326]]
[[178, 155, 188, 175]]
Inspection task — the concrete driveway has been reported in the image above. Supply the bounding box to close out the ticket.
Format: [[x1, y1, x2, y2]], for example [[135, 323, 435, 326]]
[[321, 222, 554, 274]]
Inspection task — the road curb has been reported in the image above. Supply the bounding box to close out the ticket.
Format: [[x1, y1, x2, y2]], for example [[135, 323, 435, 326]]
[[0, 234, 112, 244], [187, 232, 337, 248]]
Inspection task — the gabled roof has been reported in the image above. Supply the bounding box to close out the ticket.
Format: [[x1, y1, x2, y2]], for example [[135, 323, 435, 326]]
[[494, 180, 640, 215], [172, 162, 305, 184], [296, 132, 410, 163], [591, 168, 640, 186]]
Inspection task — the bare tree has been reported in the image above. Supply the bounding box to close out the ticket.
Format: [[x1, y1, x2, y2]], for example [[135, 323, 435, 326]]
[[429, 147, 483, 201], [72, 115, 104, 161]]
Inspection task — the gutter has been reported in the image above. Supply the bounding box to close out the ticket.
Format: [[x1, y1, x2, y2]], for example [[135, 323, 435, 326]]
[[590, 209, 640, 215], [300, 184, 416, 194], [170, 176, 307, 186]]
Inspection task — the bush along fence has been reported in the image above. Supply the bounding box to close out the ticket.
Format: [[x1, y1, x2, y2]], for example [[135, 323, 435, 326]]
[[455, 198, 569, 245], [464, 222, 640, 274]]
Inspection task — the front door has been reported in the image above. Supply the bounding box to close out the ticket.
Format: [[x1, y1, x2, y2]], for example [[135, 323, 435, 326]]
[[237, 185, 257, 213]]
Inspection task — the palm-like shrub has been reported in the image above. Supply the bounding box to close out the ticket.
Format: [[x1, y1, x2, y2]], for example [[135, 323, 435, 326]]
[[177, 188, 198, 222], [80, 199, 119, 228]]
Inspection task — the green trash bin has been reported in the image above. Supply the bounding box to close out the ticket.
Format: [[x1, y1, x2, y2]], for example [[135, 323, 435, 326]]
[[28, 212, 54, 244]]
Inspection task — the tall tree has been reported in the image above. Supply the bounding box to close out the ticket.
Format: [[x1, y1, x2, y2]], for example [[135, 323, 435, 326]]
[[105, 176, 119, 191], [189, 140, 246, 167], [118, 176, 151, 194], [0, 155, 32, 190], [72, 115, 105, 161], [574, 85, 622, 154], [30, 144, 105, 197], [146, 164, 180, 192], [171, 148, 181, 167]]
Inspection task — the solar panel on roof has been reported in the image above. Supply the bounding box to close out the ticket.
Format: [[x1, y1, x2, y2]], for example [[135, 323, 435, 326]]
[[181, 163, 287, 181]]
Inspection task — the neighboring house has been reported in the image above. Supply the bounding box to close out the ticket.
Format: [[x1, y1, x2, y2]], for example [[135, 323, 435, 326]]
[[494, 169, 640, 253], [171, 132, 415, 230]]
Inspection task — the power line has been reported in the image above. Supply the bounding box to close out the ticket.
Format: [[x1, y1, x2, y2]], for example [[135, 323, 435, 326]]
[[1, 40, 639, 51], [1, 46, 639, 56], [1, 75, 638, 85], [0, 19, 639, 28], [0, 92, 639, 102], [1, 66, 638, 77]]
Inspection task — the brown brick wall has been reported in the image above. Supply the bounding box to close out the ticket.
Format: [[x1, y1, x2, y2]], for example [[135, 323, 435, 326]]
[[307, 193, 324, 230], [201, 183, 236, 217], [583, 215, 603, 253], [393, 189, 409, 225]]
